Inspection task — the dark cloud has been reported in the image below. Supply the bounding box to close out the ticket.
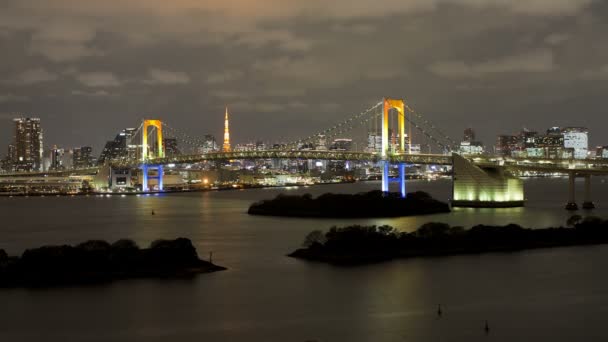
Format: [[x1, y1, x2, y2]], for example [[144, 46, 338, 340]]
[[0, 0, 607, 154]]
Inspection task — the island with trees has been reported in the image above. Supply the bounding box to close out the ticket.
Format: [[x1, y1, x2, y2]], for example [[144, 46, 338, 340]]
[[0, 238, 226, 288], [289, 215, 608, 264], [248, 190, 450, 218]]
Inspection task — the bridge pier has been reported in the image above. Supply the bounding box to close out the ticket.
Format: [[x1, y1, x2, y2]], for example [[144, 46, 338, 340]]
[[141, 164, 148, 192], [399, 163, 406, 198], [582, 174, 595, 209], [381, 161, 407, 198], [565, 172, 578, 211], [381, 160, 389, 193], [141, 164, 164, 192]]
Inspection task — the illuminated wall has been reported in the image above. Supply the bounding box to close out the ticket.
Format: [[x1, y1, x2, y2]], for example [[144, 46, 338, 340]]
[[452, 154, 524, 207]]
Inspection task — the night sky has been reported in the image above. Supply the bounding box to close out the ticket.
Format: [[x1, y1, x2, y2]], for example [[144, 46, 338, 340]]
[[1, 0, 608, 152]]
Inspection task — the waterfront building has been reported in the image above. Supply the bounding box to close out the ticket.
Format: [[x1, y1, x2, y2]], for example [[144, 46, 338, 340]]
[[596, 146, 608, 159], [495, 135, 519, 156], [463, 127, 475, 142], [459, 141, 484, 155], [50, 146, 65, 170], [73, 146, 94, 168], [535, 132, 564, 159], [526, 147, 545, 158], [330, 138, 353, 151], [366, 132, 382, 153], [12, 117, 43, 171], [460, 128, 484, 155], [98, 128, 138, 164], [61, 149, 74, 170], [562, 127, 588, 159], [520, 129, 538, 148]]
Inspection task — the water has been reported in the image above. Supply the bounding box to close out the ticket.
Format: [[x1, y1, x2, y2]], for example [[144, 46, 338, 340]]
[[1, 178, 608, 341]]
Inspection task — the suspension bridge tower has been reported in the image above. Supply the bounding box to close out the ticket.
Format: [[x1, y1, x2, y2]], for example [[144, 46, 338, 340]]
[[141, 119, 164, 192], [381, 98, 408, 197]]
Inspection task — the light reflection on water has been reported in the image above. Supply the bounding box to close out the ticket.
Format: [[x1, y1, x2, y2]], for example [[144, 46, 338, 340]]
[[1, 178, 608, 341]]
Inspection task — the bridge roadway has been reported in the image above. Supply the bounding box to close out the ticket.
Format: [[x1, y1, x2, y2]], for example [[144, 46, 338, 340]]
[[3, 151, 608, 177]]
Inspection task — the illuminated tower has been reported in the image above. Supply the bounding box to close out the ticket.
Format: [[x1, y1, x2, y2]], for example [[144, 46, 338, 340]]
[[223, 106, 231, 152]]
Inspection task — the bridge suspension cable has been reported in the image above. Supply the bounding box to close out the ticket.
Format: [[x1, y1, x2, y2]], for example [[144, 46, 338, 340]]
[[400, 111, 452, 152], [161, 122, 211, 152], [285, 101, 383, 148], [404, 103, 458, 150]]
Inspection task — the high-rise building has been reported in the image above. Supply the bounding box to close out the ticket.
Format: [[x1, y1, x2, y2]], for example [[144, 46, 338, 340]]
[[223, 107, 231, 152], [12, 117, 43, 171], [163, 138, 180, 157], [495, 135, 519, 156], [73, 146, 94, 168], [50, 145, 64, 170], [7, 144, 16, 163], [61, 149, 74, 170], [463, 128, 475, 142], [535, 134, 564, 159], [98, 128, 138, 164], [1, 144, 16, 171], [562, 127, 588, 159], [520, 129, 538, 148], [199, 134, 218, 153], [366, 132, 382, 153], [460, 127, 484, 155]]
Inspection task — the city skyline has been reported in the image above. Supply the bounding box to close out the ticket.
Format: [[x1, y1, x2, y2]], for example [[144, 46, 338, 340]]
[[1, 110, 605, 169], [3, 1, 608, 151], [3, 2, 608, 341]]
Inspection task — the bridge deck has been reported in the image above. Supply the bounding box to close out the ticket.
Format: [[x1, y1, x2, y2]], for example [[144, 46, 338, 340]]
[[2, 151, 608, 177]]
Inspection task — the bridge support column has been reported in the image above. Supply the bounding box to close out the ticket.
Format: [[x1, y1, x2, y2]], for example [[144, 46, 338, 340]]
[[157, 165, 164, 191], [582, 174, 595, 209], [381, 160, 389, 193], [141, 164, 163, 192], [398, 163, 406, 198], [565, 172, 578, 211], [141, 164, 148, 192]]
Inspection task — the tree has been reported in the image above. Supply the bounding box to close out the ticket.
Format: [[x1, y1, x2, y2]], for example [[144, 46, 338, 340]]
[[378, 225, 396, 236], [566, 215, 582, 227], [415, 222, 451, 238], [303, 230, 326, 247]]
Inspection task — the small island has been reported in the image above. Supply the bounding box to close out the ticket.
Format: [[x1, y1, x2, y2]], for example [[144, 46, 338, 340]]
[[289, 216, 608, 264], [248, 190, 450, 218], [0, 238, 226, 288]]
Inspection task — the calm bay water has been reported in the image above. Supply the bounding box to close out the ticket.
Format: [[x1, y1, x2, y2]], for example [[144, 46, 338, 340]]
[[2, 178, 608, 341]]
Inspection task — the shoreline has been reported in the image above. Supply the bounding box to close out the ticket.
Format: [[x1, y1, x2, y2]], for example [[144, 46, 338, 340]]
[[289, 220, 608, 265], [248, 190, 451, 218], [0, 179, 359, 198], [0, 238, 226, 288]]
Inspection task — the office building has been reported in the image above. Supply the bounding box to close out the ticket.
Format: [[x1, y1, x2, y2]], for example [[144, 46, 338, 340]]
[[562, 127, 588, 159], [73, 146, 94, 168], [12, 117, 43, 171], [98, 128, 138, 164]]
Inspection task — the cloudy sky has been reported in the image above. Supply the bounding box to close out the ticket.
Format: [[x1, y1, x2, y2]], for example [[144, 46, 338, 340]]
[[1, 0, 608, 153]]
